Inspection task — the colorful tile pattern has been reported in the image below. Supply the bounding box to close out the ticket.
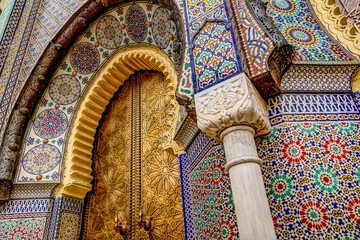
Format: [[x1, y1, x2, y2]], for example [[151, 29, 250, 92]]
[[175, 0, 195, 101], [125, 4, 148, 43], [0, 0, 86, 146], [58, 213, 80, 240], [152, 7, 171, 49], [178, 47, 194, 100], [10, 184, 57, 199], [266, 0, 359, 64], [22, 144, 61, 175], [49, 75, 81, 105], [184, 0, 243, 93], [33, 109, 68, 139], [16, 2, 178, 184], [180, 132, 239, 239], [95, 15, 123, 50], [0, 0, 38, 144], [353, 92, 360, 110], [0, 199, 53, 239], [48, 196, 83, 240], [0, 217, 47, 239], [281, 65, 357, 92], [267, 94, 360, 126], [193, 22, 240, 90], [0, 0, 16, 40], [257, 121, 360, 239], [236, 0, 273, 77]]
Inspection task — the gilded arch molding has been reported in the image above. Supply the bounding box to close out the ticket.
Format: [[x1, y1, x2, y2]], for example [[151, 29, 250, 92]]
[[56, 45, 182, 199], [311, 0, 360, 58]]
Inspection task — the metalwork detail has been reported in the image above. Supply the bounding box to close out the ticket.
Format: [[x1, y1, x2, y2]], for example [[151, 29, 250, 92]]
[[84, 71, 183, 239]]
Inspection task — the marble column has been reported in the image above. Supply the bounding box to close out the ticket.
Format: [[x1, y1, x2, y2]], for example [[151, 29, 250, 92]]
[[221, 125, 276, 240], [195, 73, 276, 240]]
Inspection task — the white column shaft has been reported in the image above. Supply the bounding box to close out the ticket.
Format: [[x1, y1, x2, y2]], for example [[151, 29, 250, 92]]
[[221, 126, 276, 240]]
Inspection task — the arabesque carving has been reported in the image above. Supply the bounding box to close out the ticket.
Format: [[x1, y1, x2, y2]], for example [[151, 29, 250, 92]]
[[195, 73, 271, 142], [84, 71, 183, 239], [311, 0, 360, 57]]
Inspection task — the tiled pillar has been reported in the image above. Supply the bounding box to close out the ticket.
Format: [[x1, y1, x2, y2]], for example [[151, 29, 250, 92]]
[[195, 73, 275, 240], [48, 196, 83, 240]]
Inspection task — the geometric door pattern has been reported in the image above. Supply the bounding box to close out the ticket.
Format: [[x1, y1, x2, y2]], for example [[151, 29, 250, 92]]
[[82, 71, 183, 239]]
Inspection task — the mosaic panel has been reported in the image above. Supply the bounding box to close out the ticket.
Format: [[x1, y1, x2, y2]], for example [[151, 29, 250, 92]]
[[175, 0, 194, 101], [0, 0, 37, 144], [22, 144, 61, 175], [48, 196, 83, 240], [266, 0, 359, 64], [0, 217, 47, 239], [180, 132, 239, 239], [125, 4, 148, 43], [193, 22, 240, 91], [49, 74, 81, 105], [10, 184, 57, 199], [257, 121, 360, 239], [0, 0, 16, 40], [0, 0, 86, 145], [152, 7, 171, 49], [0, 198, 53, 239], [281, 65, 357, 92], [186, 0, 223, 23], [0, 199, 53, 215], [58, 212, 80, 240], [70, 42, 100, 75], [183, 0, 242, 93], [353, 92, 360, 110], [95, 15, 122, 50], [236, 0, 273, 76], [16, 3, 179, 184], [177, 47, 194, 100], [267, 94, 360, 126]]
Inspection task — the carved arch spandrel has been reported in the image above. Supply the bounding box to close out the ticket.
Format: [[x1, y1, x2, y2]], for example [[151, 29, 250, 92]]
[[55, 45, 182, 199]]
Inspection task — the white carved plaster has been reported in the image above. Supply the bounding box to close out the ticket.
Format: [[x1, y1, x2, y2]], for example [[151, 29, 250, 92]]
[[195, 73, 271, 141]]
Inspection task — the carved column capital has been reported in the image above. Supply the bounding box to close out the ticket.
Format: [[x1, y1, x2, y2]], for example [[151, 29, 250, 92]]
[[195, 73, 271, 141]]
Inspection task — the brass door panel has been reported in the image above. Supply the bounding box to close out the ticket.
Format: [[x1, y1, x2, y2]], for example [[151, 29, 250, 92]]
[[84, 71, 183, 239]]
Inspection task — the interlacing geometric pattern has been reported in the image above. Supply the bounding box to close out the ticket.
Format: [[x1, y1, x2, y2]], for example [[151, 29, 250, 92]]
[[184, 0, 242, 92], [257, 122, 360, 239], [0, 199, 53, 239], [267, 0, 358, 64], [193, 22, 240, 90], [84, 71, 183, 239], [16, 2, 178, 184], [180, 132, 239, 239], [0, 217, 47, 239]]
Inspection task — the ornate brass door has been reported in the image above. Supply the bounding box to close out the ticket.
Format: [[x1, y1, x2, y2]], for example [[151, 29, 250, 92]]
[[83, 71, 184, 239]]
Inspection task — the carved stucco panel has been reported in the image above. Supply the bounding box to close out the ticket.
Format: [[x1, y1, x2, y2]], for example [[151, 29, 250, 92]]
[[195, 73, 270, 141]]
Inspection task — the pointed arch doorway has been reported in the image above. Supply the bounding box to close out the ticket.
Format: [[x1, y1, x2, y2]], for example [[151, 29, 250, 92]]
[[81, 71, 184, 239]]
